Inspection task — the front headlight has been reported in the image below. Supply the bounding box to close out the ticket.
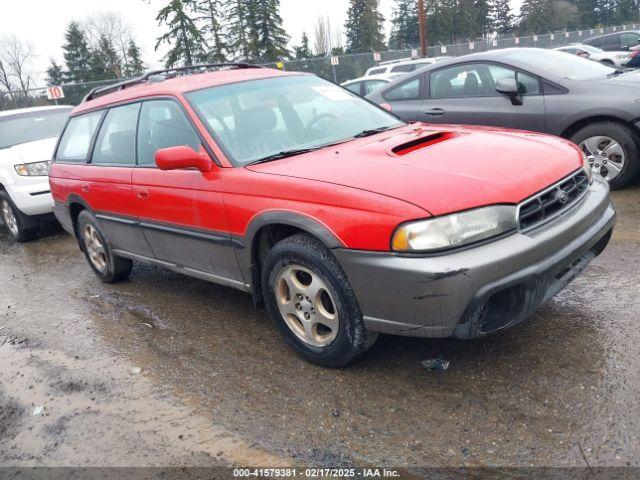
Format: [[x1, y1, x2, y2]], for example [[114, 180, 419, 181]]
[[391, 205, 518, 252], [582, 152, 593, 184], [14, 161, 50, 176]]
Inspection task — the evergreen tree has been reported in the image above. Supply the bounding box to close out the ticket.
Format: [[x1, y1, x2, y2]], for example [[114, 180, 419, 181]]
[[247, 0, 290, 61], [62, 21, 92, 83], [92, 34, 122, 79], [46, 60, 66, 86], [389, 0, 419, 49], [345, 0, 386, 53], [294, 32, 313, 60], [125, 41, 145, 76], [155, 0, 207, 67], [490, 0, 515, 33], [226, 0, 252, 60], [196, 0, 227, 62]]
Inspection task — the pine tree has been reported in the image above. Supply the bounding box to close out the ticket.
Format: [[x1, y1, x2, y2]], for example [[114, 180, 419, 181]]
[[247, 0, 290, 61], [490, 0, 515, 33], [294, 32, 313, 60], [345, 0, 386, 53], [62, 21, 92, 83], [518, 0, 553, 34], [155, 0, 207, 67], [46, 60, 66, 86], [226, 0, 252, 60], [93, 34, 122, 79], [196, 0, 227, 62], [389, 0, 419, 49], [125, 41, 145, 76]]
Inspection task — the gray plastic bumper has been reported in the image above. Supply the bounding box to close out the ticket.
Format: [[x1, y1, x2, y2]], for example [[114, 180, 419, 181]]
[[334, 176, 615, 339]]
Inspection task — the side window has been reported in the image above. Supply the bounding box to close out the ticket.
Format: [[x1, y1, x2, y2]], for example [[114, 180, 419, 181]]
[[137, 100, 201, 166], [344, 82, 362, 94], [364, 80, 387, 95], [621, 32, 640, 48], [91, 103, 140, 166], [516, 71, 540, 94], [383, 77, 421, 101], [56, 111, 103, 162], [430, 64, 493, 98], [391, 64, 416, 73]]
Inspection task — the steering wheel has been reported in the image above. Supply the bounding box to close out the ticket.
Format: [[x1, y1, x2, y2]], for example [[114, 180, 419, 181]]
[[305, 112, 339, 132]]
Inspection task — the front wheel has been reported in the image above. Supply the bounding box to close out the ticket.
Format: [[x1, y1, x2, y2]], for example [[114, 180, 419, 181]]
[[0, 192, 39, 242], [571, 121, 640, 189], [262, 234, 377, 367], [77, 210, 133, 283]]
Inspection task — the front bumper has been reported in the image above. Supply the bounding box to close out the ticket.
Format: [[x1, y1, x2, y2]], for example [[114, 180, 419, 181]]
[[334, 176, 615, 339], [5, 178, 53, 216]]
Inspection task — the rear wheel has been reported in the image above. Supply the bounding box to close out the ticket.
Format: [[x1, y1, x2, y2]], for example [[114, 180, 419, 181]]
[[77, 210, 133, 283], [571, 121, 640, 189], [0, 191, 39, 242], [262, 233, 378, 367]]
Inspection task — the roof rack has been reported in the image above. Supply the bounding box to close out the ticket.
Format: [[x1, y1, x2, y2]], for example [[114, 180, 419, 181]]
[[83, 63, 263, 103]]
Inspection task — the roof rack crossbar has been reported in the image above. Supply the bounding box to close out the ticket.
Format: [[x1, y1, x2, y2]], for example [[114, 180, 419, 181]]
[[82, 63, 263, 103]]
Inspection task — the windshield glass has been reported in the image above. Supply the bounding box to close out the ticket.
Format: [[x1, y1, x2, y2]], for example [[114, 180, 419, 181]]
[[0, 109, 70, 149], [505, 50, 616, 80], [186, 75, 404, 166]]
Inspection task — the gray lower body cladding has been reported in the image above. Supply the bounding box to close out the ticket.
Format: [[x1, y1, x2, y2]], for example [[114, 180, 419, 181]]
[[334, 176, 615, 339]]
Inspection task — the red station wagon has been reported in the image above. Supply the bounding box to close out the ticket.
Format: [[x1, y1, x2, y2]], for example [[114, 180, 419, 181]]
[[50, 64, 615, 367]]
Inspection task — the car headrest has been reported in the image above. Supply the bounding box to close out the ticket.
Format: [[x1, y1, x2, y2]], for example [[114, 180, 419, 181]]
[[236, 106, 278, 135]]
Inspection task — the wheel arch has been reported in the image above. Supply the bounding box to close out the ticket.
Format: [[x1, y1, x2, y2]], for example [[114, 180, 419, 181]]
[[561, 115, 640, 141], [65, 194, 92, 249], [242, 211, 345, 308]]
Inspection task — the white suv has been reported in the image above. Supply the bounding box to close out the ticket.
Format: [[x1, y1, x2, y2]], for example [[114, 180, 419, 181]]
[[364, 56, 453, 77], [0, 106, 71, 241]]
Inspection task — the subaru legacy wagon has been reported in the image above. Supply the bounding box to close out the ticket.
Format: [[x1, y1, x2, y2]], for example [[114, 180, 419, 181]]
[[49, 64, 615, 367]]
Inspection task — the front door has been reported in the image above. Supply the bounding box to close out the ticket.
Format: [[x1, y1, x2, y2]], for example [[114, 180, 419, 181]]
[[423, 62, 547, 133], [132, 99, 242, 284]]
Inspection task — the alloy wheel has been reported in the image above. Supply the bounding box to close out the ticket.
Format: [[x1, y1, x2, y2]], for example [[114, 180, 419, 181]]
[[275, 265, 339, 348], [1, 199, 18, 236], [580, 135, 625, 182], [83, 224, 107, 272]]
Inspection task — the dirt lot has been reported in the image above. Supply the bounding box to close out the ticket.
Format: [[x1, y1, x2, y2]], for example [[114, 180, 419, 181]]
[[0, 184, 639, 471]]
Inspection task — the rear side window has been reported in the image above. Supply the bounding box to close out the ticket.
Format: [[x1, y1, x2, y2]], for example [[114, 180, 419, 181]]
[[56, 111, 103, 162], [344, 82, 362, 94], [367, 67, 386, 76], [92, 103, 140, 166], [137, 100, 201, 166], [383, 77, 421, 101]]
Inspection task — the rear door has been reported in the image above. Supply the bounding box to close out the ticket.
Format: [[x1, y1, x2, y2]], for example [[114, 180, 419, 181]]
[[380, 74, 425, 120], [85, 102, 151, 256], [422, 62, 547, 132], [132, 99, 241, 283]]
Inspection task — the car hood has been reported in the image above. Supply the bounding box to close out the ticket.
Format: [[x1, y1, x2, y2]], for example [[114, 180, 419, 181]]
[[246, 124, 583, 216], [0, 137, 58, 164]]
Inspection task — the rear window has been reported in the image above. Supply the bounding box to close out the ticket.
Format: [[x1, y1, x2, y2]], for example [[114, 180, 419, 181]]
[[56, 111, 103, 163], [0, 109, 70, 150], [391, 64, 416, 73], [367, 68, 386, 76]]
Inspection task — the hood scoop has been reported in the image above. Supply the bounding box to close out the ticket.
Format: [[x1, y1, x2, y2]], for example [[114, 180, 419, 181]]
[[392, 132, 457, 156]]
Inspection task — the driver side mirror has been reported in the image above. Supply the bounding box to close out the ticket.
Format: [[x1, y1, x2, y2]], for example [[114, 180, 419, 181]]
[[155, 146, 213, 173], [495, 77, 523, 106]]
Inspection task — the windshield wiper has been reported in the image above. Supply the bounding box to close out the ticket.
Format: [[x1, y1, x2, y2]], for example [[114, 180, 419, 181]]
[[244, 147, 324, 166], [353, 126, 395, 138], [607, 68, 629, 77]]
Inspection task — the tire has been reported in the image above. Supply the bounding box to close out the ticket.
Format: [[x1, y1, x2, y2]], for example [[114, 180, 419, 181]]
[[570, 121, 640, 189], [261, 233, 378, 367], [0, 191, 39, 242], [77, 210, 133, 283]]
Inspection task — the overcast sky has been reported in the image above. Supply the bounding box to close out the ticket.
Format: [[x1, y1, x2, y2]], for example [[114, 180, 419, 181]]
[[0, 0, 399, 85]]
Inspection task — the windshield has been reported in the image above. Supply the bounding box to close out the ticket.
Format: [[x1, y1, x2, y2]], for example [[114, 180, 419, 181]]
[[0, 109, 70, 149], [186, 75, 404, 166], [505, 50, 616, 80]]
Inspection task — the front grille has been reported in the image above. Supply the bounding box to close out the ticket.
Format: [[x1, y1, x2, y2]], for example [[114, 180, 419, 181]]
[[518, 170, 589, 231]]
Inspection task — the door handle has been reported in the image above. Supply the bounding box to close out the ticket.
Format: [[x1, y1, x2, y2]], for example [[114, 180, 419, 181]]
[[81, 184, 90, 193], [425, 108, 445, 116], [136, 189, 150, 200]]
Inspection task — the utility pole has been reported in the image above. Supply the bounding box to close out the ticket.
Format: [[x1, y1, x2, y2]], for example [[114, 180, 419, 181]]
[[418, 0, 428, 57]]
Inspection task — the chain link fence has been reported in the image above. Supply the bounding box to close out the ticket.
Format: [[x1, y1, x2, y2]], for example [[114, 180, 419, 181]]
[[1, 22, 637, 113]]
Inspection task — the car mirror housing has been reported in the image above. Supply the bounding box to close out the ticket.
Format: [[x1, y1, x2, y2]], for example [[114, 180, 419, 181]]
[[155, 146, 213, 173], [495, 77, 523, 106]]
